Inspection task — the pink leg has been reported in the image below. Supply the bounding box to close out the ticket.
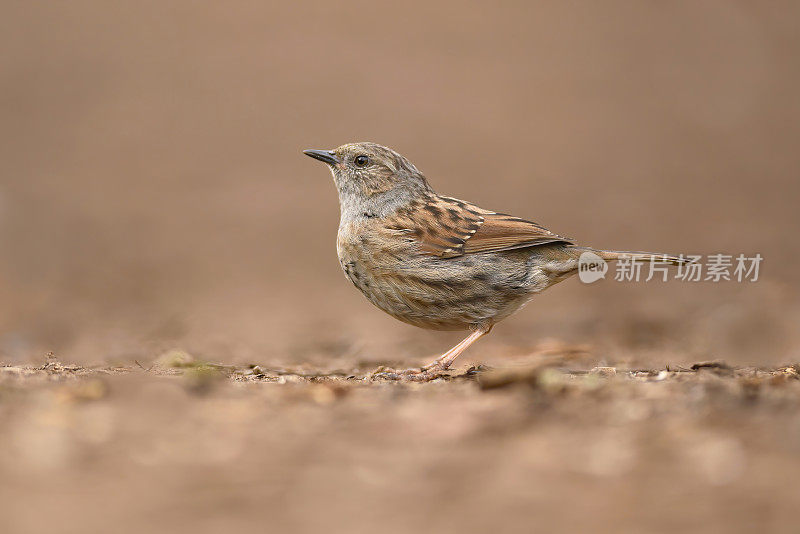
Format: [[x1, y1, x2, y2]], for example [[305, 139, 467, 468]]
[[423, 323, 493, 371], [372, 324, 493, 381]]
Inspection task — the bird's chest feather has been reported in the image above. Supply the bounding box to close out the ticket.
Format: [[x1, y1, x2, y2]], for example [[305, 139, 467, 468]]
[[336, 220, 409, 293], [335, 218, 454, 327]]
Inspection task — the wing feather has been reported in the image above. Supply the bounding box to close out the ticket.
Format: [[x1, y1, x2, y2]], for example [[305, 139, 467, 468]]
[[388, 195, 572, 259]]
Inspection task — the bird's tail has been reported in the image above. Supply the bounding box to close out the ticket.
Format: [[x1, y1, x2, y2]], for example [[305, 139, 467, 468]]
[[569, 246, 693, 266]]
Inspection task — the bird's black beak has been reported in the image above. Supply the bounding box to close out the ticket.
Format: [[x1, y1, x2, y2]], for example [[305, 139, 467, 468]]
[[303, 149, 340, 165]]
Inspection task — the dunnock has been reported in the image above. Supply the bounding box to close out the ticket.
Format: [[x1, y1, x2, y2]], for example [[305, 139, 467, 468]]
[[304, 142, 687, 380]]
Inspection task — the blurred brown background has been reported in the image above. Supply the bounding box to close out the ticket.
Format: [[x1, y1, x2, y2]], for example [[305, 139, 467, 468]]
[[2, 0, 799, 367], [3, 3, 800, 534]]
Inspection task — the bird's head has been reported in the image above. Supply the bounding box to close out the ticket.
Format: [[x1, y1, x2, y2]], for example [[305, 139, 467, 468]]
[[304, 142, 432, 218]]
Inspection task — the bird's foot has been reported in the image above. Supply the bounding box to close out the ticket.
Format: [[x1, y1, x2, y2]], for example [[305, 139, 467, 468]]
[[371, 362, 449, 382]]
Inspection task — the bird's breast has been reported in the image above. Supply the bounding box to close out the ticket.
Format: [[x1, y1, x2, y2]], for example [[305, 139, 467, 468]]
[[336, 221, 415, 301]]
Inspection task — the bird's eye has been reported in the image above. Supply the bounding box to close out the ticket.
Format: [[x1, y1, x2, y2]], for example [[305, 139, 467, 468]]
[[354, 155, 369, 167]]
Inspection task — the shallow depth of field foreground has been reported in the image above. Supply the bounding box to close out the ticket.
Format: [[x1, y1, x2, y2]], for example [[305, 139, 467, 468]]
[[2, 356, 800, 533], [2, 2, 800, 533]]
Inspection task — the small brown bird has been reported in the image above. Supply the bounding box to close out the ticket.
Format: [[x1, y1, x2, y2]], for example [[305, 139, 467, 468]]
[[304, 142, 686, 379]]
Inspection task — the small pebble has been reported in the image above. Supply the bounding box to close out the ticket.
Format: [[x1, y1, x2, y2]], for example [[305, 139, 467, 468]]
[[590, 366, 617, 378]]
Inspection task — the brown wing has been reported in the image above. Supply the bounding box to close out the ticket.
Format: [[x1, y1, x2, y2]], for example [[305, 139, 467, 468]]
[[387, 195, 572, 259]]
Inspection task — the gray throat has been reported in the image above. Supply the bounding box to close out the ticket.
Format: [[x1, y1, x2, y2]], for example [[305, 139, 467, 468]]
[[336, 186, 418, 224]]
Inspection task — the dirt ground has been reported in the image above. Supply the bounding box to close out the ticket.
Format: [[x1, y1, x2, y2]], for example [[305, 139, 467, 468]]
[[2, 354, 800, 534], [2, 2, 800, 533]]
